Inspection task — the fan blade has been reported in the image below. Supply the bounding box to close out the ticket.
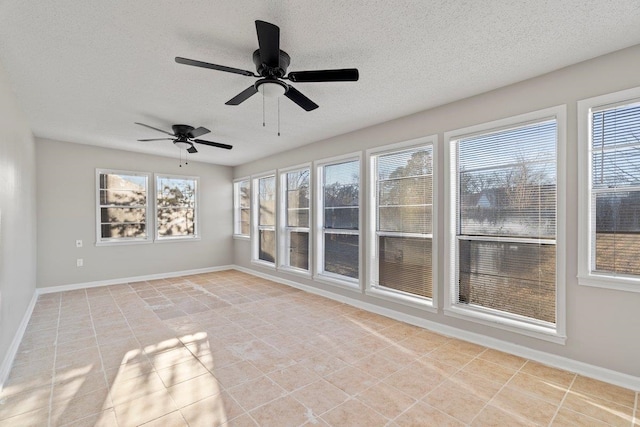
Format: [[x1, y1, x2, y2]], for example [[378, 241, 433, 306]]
[[187, 145, 198, 154], [284, 86, 319, 111], [137, 138, 174, 142], [188, 126, 210, 139], [287, 68, 359, 83], [255, 20, 280, 68], [134, 122, 175, 136], [175, 57, 255, 77], [225, 85, 258, 105], [194, 139, 233, 150]]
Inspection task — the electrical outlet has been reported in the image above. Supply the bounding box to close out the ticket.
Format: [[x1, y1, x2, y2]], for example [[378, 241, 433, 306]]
[[76, 258, 83, 267], [76, 240, 83, 248]]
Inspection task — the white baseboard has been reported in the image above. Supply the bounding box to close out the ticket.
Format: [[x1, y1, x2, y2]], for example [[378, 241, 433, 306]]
[[0, 291, 38, 394], [232, 265, 640, 391], [37, 265, 235, 295]]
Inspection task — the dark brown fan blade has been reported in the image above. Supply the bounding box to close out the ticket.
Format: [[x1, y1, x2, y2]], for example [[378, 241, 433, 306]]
[[194, 139, 233, 150], [287, 68, 359, 83], [134, 122, 175, 136], [188, 127, 210, 139], [225, 85, 258, 105], [175, 57, 255, 77], [137, 138, 174, 142], [284, 86, 319, 111], [255, 20, 280, 68], [187, 145, 198, 154]]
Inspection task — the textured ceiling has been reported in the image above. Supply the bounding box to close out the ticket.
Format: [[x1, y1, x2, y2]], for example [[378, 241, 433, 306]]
[[1, 1, 639, 166]]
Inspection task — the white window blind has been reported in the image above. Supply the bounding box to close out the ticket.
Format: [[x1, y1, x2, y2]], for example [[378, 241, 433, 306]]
[[258, 175, 276, 263], [322, 160, 359, 279], [156, 175, 198, 239], [97, 171, 149, 242], [284, 168, 310, 270], [375, 147, 433, 298], [591, 100, 640, 277], [456, 119, 557, 324]]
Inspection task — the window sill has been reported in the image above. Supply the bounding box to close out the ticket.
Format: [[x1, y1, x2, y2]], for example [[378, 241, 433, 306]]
[[278, 266, 312, 279], [577, 274, 640, 293], [444, 305, 566, 344], [313, 273, 361, 292], [251, 259, 276, 269], [96, 239, 152, 247], [233, 234, 250, 241], [155, 236, 201, 243], [366, 286, 437, 313]]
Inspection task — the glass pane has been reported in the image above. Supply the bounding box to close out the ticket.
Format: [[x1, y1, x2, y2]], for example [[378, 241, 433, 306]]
[[379, 236, 432, 298], [592, 102, 640, 149], [592, 145, 640, 189], [378, 176, 432, 205], [100, 189, 146, 206], [259, 176, 276, 226], [157, 177, 196, 208], [324, 161, 359, 208], [288, 231, 309, 270], [287, 208, 309, 228], [378, 148, 433, 180], [458, 240, 556, 323], [101, 223, 145, 238], [378, 206, 432, 234], [240, 208, 250, 235], [324, 207, 359, 230], [287, 169, 310, 209], [239, 180, 251, 209], [100, 207, 145, 223], [259, 229, 276, 263], [100, 173, 146, 191], [324, 233, 359, 279], [157, 208, 195, 237], [594, 191, 640, 275]]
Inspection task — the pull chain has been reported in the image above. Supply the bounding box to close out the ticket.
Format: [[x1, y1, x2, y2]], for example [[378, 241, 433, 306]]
[[262, 90, 266, 127], [278, 97, 281, 136]]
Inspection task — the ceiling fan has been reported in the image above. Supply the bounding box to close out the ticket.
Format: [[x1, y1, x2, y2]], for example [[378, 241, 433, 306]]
[[175, 20, 359, 111], [135, 122, 232, 153]]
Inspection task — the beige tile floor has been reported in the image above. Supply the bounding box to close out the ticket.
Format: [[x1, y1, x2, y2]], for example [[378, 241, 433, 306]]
[[0, 270, 637, 426]]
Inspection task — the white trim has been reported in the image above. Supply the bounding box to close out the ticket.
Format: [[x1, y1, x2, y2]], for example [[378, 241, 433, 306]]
[[36, 265, 234, 294], [0, 291, 38, 393], [278, 164, 312, 274], [251, 172, 277, 267], [577, 86, 640, 292], [365, 135, 438, 310], [233, 177, 251, 238], [443, 105, 567, 341], [232, 265, 639, 391], [95, 168, 152, 245], [314, 152, 363, 289], [155, 173, 199, 241]]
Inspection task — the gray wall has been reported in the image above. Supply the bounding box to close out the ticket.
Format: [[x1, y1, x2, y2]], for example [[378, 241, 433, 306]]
[[0, 62, 37, 366], [36, 139, 233, 288], [234, 45, 640, 376]]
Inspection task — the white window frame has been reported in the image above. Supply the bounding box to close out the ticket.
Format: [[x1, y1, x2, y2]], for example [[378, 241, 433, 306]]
[[95, 168, 152, 246], [278, 164, 312, 277], [578, 86, 640, 293], [366, 136, 438, 311], [314, 152, 363, 291], [252, 171, 277, 268], [155, 173, 200, 242], [444, 106, 567, 343], [233, 177, 251, 240]]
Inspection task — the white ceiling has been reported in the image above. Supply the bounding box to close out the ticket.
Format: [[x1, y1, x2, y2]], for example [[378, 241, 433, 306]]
[[1, 1, 639, 166]]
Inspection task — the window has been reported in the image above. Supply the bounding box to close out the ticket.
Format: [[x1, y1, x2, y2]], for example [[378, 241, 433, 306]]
[[156, 174, 198, 240], [279, 166, 311, 273], [253, 174, 276, 265], [316, 156, 360, 286], [234, 179, 250, 237], [96, 169, 150, 244], [445, 106, 566, 342], [578, 87, 640, 292], [368, 138, 436, 307]]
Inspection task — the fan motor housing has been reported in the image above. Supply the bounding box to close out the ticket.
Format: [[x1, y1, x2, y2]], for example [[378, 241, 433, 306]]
[[172, 124, 195, 136], [253, 49, 290, 78]]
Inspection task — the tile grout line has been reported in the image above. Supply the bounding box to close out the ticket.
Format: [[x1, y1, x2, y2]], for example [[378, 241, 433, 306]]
[[46, 294, 62, 427], [547, 372, 577, 426]]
